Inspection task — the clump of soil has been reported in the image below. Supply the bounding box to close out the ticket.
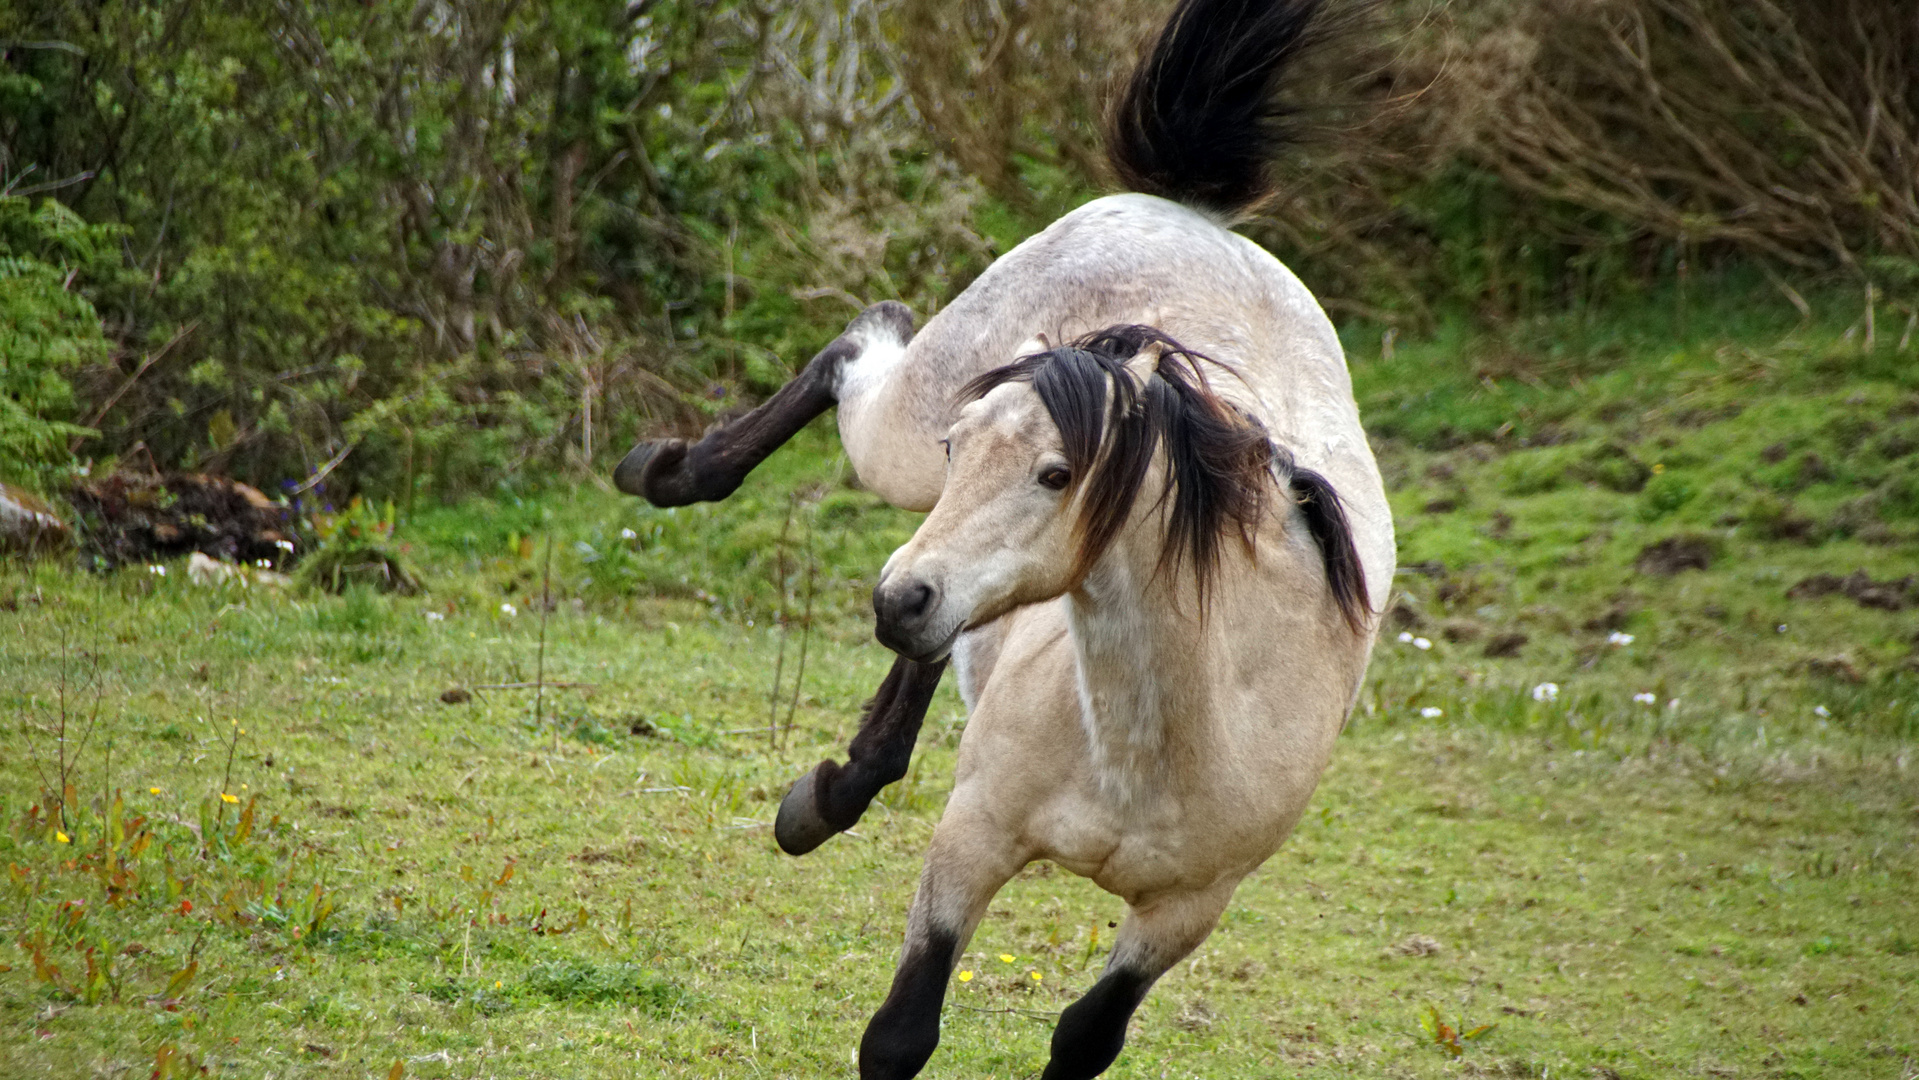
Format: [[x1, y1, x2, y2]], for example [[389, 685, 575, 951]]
[[1786, 571, 1917, 611], [1634, 535, 1715, 576], [66, 472, 299, 569]]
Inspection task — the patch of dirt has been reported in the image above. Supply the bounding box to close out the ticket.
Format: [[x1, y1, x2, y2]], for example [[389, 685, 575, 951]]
[[1799, 656, 1865, 683], [1437, 572, 1496, 610], [1634, 536, 1715, 576], [1389, 934, 1444, 957], [1387, 593, 1426, 631], [570, 840, 648, 865], [1583, 598, 1638, 630], [66, 472, 299, 569], [1172, 997, 1216, 1032], [1795, 452, 1835, 484], [1786, 571, 1917, 611], [1482, 632, 1529, 658]]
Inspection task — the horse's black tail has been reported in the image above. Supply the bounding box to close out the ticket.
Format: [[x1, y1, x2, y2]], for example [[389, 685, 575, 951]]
[[1107, 0, 1330, 218]]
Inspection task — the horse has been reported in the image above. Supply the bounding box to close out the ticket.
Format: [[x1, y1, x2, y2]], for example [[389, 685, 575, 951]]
[[613, 0, 1395, 1075]]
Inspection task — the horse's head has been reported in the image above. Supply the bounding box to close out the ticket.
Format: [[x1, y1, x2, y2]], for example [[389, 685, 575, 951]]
[[872, 326, 1313, 661]]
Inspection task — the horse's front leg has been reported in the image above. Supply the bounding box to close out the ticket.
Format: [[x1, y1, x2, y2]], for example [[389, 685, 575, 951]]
[[860, 811, 1025, 1080], [1041, 882, 1237, 1080], [774, 654, 947, 855], [612, 300, 914, 506]]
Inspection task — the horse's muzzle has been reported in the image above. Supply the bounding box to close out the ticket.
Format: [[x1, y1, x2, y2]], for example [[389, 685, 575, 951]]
[[872, 573, 950, 661]]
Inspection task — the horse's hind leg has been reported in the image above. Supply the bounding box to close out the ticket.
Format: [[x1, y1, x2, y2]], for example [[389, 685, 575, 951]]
[[612, 301, 914, 506], [859, 809, 1025, 1079], [773, 654, 947, 855], [1041, 882, 1237, 1080]]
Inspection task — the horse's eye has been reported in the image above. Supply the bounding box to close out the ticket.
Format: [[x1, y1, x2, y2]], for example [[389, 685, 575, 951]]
[[1038, 466, 1072, 490]]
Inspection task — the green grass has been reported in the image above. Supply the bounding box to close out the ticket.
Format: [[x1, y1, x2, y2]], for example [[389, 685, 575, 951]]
[[3, 300, 1918, 1078]]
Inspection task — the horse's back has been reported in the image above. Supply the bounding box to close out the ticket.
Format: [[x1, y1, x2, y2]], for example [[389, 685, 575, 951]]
[[837, 193, 1392, 607]]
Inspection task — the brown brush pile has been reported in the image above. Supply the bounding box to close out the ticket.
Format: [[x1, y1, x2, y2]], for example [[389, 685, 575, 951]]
[[65, 473, 301, 570]]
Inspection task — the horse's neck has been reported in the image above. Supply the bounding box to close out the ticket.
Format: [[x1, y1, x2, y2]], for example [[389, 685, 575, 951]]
[[1065, 543, 1209, 812]]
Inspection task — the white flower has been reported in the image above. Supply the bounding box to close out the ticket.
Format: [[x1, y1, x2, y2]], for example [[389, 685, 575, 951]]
[[1420, 706, 1444, 719], [425, 611, 445, 622], [1413, 637, 1433, 651], [500, 603, 518, 617], [1397, 631, 1414, 644], [274, 539, 295, 552], [1607, 631, 1635, 646], [1813, 705, 1831, 718], [1633, 692, 1656, 705], [620, 527, 638, 540], [256, 559, 272, 568], [148, 564, 167, 576], [1531, 682, 1559, 702]]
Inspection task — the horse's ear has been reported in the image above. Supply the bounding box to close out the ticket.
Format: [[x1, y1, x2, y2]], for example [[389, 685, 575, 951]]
[[1288, 466, 1371, 634], [1022, 332, 1052, 353]]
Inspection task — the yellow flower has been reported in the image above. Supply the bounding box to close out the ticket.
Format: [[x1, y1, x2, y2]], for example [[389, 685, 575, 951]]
[[1030, 971, 1043, 982], [1652, 463, 1666, 474], [220, 793, 239, 804], [998, 953, 1014, 964], [149, 787, 162, 795], [495, 981, 503, 989], [55, 831, 70, 844], [957, 970, 974, 983]]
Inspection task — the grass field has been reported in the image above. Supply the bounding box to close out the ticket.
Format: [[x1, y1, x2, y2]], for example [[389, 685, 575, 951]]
[[3, 294, 1917, 1078]]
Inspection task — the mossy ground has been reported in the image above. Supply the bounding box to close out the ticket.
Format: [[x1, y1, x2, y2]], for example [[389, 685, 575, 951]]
[[3, 298, 1916, 1078]]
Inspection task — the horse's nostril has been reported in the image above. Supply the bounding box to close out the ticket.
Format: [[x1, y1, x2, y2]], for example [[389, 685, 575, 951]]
[[902, 580, 933, 620], [874, 575, 938, 636]]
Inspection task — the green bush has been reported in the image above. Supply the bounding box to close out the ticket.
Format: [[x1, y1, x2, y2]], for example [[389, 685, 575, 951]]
[[0, 196, 117, 484], [4, 0, 1914, 499]]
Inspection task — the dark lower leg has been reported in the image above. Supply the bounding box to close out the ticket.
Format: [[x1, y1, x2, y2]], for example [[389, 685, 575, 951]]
[[859, 929, 959, 1080], [611, 349, 839, 506], [775, 655, 947, 855], [613, 301, 913, 506], [1039, 968, 1154, 1080]]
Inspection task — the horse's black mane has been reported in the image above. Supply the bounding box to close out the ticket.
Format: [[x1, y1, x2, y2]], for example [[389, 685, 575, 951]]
[[961, 326, 1370, 631]]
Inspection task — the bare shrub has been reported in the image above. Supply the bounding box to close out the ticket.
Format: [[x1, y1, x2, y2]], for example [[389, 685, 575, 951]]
[[727, 0, 995, 323], [890, 0, 1161, 205], [1470, 0, 1919, 270], [875, 0, 1919, 325]]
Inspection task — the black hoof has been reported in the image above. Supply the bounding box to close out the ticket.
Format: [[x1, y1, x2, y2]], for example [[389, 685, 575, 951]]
[[774, 764, 842, 856], [612, 439, 689, 504]]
